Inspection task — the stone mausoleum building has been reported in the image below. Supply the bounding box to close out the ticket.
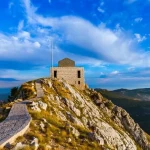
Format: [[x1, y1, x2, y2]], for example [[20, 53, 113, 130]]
[[51, 58, 85, 90]]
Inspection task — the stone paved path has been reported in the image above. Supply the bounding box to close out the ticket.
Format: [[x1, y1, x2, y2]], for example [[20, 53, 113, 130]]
[[0, 102, 31, 147], [36, 82, 44, 98], [0, 81, 44, 147]]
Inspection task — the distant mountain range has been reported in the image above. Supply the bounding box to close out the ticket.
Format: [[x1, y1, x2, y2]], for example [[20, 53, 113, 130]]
[[0, 94, 8, 101], [0, 88, 10, 101], [96, 88, 150, 101], [113, 88, 150, 101], [95, 88, 150, 134]]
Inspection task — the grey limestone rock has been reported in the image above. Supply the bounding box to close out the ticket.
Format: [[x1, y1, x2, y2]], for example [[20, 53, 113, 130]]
[[13, 142, 26, 150], [38, 101, 47, 110], [70, 126, 80, 137], [30, 102, 41, 112], [30, 137, 39, 150]]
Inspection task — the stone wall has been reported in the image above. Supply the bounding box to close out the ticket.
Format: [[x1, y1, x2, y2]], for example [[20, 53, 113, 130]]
[[0, 102, 31, 148], [51, 67, 85, 90]]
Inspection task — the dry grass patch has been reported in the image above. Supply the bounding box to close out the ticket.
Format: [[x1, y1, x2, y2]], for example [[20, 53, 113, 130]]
[[29, 110, 64, 129], [146, 133, 150, 143], [53, 80, 72, 100]]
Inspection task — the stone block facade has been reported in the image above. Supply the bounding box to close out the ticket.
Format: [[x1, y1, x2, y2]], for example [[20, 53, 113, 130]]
[[50, 58, 85, 90]]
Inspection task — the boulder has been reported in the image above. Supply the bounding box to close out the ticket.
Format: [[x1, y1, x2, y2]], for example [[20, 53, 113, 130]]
[[48, 81, 52, 88], [30, 102, 41, 112], [61, 98, 81, 117], [38, 101, 47, 110], [70, 126, 80, 137], [88, 132, 96, 141], [40, 121, 45, 131], [42, 118, 47, 123], [66, 112, 76, 123], [68, 138, 72, 143], [30, 137, 39, 150], [13, 142, 26, 150], [90, 92, 103, 104]]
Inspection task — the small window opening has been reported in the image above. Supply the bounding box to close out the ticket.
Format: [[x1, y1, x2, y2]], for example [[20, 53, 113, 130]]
[[78, 71, 81, 78], [54, 70, 57, 78], [78, 81, 80, 84]]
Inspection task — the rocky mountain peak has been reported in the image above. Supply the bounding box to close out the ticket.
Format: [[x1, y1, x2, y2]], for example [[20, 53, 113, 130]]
[[1, 78, 150, 150]]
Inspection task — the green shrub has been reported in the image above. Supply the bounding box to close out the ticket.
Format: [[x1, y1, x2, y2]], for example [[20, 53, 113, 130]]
[[22, 146, 35, 150], [54, 136, 63, 143], [74, 125, 90, 134], [38, 144, 47, 150], [15, 136, 25, 143], [105, 101, 114, 110], [146, 133, 150, 143]]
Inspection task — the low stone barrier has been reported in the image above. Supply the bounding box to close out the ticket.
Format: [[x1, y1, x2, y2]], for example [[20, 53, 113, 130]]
[[0, 102, 31, 148]]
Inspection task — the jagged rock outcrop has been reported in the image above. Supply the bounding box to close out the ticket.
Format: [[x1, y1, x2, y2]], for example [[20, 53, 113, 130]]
[[1, 78, 150, 150], [112, 106, 150, 150]]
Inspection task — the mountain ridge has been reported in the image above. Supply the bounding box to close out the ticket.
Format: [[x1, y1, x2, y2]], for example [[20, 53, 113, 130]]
[[96, 88, 150, 101], [0, 78, 150, 150], [95, 88, 150, 135]]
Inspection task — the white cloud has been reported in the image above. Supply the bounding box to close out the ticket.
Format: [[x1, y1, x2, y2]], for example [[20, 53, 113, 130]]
[[116, 23, 120, 29], [0, 29, 102, 68], [0, 32, 45, 62], [115, 23, 123, 34], [134, 33, 146, 42], [18, 31, 30, 39], [23, 0, 38, 23], [34, 42, 41, 48], [0, 69, 42, 80], [1, 0, 150, 68], [97, 7, 105, 13], [12, 36, 18, 41], [111, 71, 120, 75], [128, 67, 135, 71], [18, 20, 24, 31], [134, 17, 143, 23]]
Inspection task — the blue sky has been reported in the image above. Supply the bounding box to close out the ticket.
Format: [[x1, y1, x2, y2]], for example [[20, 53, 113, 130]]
[[1, 0, 150, 90]]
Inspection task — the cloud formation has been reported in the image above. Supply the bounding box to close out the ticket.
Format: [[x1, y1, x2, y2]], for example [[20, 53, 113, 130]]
[[0, 0, 149, 89], [134, 33, 146, 42], [18, 20, 24, 31], [97, 7, 105, 13], [19, 0, 150, 67], [134, 17, 143, 23]]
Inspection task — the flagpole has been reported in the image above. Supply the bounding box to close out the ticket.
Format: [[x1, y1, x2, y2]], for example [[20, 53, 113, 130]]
[[51, 40, 53, 69]]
